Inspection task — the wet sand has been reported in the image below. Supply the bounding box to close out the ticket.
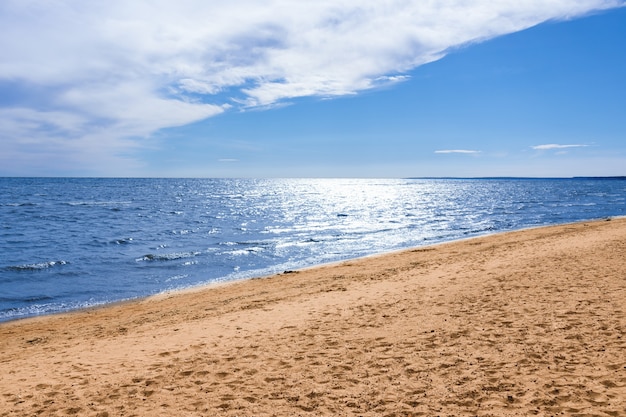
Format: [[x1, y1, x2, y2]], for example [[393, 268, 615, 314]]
[[1, 218, 625, 416]]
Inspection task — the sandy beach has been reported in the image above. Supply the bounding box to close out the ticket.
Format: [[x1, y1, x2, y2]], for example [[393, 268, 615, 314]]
[[1, 218, 625, 416]]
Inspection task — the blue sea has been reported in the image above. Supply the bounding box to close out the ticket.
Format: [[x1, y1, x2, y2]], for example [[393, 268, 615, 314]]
[[1, 177, 624, 322]]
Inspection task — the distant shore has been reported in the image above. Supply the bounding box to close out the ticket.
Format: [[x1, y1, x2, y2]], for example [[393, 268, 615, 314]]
[[406, 176, 626, 179], [1, 218, 625, 416]]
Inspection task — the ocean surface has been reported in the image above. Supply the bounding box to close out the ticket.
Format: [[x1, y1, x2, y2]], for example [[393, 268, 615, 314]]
[[1, 177, 625, 322]]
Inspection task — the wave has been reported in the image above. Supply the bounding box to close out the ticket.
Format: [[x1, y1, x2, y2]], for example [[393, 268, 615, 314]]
[[111, 237, 134, 245], [135, 251, 202, 262], [64, 201, 131, 207], [225, 247, 265, 256], [7, 260, 69, 271], [165, 274, 189, 283], [3, 202, 38, 207], [0, 298, 110, 322], [0, 295, 54, 303]]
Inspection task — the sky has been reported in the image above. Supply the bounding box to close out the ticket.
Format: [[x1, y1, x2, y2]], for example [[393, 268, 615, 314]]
[[1, 1, 625, 178]]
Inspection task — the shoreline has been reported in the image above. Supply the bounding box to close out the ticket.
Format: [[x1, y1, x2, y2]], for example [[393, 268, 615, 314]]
[[1, 218, 625, 416], [12, 216, 618, 326], [0, 211, 626, 326]]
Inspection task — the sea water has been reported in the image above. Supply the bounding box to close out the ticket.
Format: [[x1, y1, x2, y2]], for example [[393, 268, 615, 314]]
[[1, 177, 624, 322]]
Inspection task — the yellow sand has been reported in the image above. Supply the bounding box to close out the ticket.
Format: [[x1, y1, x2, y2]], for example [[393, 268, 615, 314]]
[[1, 218, 625, 416]]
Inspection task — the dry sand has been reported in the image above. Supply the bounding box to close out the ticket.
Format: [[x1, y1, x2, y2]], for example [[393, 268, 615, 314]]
[[1, 218, 625, 416]]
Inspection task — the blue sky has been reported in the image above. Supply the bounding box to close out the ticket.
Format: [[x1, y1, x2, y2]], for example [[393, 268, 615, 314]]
[[1, 1, 624, 177]]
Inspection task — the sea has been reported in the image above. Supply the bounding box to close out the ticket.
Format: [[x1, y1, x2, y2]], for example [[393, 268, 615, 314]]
[[1, 177, 625, 323]]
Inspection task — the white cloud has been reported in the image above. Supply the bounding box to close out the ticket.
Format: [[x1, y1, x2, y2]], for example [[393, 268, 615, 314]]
[[531, 144, 589, 150], [0, 0, 623, 173], [435, 150, 482, 154], [58, 80, 226, 136]]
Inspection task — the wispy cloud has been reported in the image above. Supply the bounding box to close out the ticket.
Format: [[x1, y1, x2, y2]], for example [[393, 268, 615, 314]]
[[0, 1, 622, 173], [531, 144, 589, 150], [435, 150, 482, 154]]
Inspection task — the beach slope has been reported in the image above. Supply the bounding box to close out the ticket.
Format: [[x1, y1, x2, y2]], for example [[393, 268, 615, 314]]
[[1, 219, 625, 416]]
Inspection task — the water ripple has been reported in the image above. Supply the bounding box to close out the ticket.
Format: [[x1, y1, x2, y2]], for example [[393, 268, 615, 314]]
[[1, 177, 625, 322]]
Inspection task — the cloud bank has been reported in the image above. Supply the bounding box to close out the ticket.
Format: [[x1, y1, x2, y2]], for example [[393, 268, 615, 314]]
[[0, 1, 622, 174]]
